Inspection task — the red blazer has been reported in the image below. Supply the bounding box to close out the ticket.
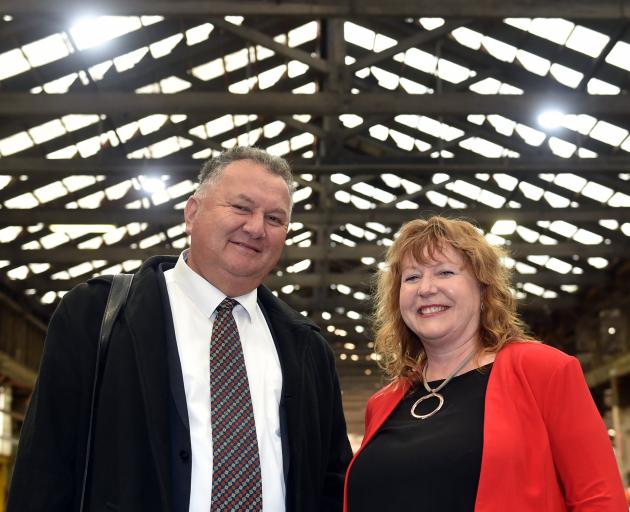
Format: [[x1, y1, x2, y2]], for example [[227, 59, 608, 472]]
[[344, 341, 627, 511]]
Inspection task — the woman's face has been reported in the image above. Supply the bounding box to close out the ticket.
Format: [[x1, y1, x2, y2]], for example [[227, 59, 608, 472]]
[[399, 244, 482, 353]]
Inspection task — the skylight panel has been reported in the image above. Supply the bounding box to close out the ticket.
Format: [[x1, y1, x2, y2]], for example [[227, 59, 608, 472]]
[[528, 18, 574, 46], [482, 36, 517, 63], [577, 148, 597, 158], [371, 66, 399, 89], [599, 219, 619, 230], [22, 33, 70, 67], [621, 223, 630, 236], [185, 23, 214, 46], [396, 47, 437, 75], [548, 220, 577, 238], [515, 123, 546, 146], [34, 182, 68, 203], [426, 190, 448, 207], [62, 114, 101, 132], [493, 174, 518, 191], [0, 176, 11, 191], [491, 220, 517, 235], [223, 48, 250, 72], [114, 47, 149, 73], [488, 115, 516, 136], [70, 16, 143, 50], [331, 233, 357, 247], [469, 77, 501, 94], [0, 131, 34, 156], [400, 179, 422, 194], [527, 255, 550, 268], [331, 173, 351, 185], [399, 77, 431, 94], [459, 137, 511, 158], [573, 229, 603, 245], [414, 116, 464, 141], [608, 192, 630, 207], [7, 266, 29, 280], [450, 180, 480, 199], [373, 33, 397, 52], [0, 48, 30, 81], [504, 18, 532, 31], [288, 21, 318, 48], [47, 146, 77, 159], [351, 183, 396, 203], [514, 49, 551, 76], [589, 121, 628, 147], [561, 114, 597, 136], [515, 225, 539, 243], [437, 59, 472, 84], [192, 57, 225, 81], [451, 27, 483, 50], [548, 137, 576, 158], [396, 200, 418, 209], [546, 257, 572, 274], [605, 41, 630, 72], [499, 83, 523, 95], [522, 282, 545, 297], [419, 18, 445, 30], [549, 63, 583, 88], [292, 82, 316, 94], [587, 78, 621, 95], [485, 233, 506, 246], [259, 64, 287, 89], [288, 60, 308, 78], [565, 25, 609, 58], [0, 227, 22, 243], [369, 124, 388, 141], [344, 22, 375, 50], [554, 174, 586, 193], [581, 181, 614, 202], [587, 257, 608, 269], [228, 76, 257, 93], [519, 182, 544, 201], [467, 115, 485, 125], [543, 190, 570, 207], [29, 120, 67, 144], [389, 129, 415, 150]]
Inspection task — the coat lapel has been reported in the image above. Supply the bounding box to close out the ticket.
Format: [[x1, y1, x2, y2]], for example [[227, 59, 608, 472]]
[[124, 259, 176, 510]]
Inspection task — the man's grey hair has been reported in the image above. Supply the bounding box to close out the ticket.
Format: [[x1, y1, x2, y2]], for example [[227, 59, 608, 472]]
[[196, 147, 295, 203]]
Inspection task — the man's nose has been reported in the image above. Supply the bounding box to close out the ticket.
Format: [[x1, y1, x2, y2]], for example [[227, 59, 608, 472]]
[[242, 211, 266, 238]]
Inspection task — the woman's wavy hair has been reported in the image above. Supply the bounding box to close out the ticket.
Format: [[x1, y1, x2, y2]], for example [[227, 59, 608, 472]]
[[373, 216, 528, 384]]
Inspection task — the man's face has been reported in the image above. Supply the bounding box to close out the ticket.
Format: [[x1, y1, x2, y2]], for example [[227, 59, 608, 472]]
[[184, 159, 291, 296]]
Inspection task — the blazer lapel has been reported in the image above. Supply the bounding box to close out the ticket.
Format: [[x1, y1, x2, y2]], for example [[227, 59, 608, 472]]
[[124, 263, 174, 511]]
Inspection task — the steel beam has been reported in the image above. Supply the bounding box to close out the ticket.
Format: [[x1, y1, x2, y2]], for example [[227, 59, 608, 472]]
[[3, 0, 630, 19], [2, 206, 629, 226], [1, 92, 629, 116], [2, 156, 630, 176], [4, 241, 628, 264]]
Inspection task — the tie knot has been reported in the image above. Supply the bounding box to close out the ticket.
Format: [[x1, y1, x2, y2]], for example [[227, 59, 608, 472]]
[[216, 297, 239, 313]]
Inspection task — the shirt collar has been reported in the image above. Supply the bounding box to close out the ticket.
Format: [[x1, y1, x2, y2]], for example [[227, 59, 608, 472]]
[[173, 250, 258, 321]]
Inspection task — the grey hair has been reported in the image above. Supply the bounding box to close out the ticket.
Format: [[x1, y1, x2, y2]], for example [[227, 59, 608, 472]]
[[196, 147, 295, 209]]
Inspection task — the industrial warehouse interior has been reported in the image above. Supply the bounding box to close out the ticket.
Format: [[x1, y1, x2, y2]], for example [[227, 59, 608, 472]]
[[0, 0, 629, 508]]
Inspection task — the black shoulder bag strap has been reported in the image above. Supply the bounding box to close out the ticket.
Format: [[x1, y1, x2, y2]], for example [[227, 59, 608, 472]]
[[79, 273, 134, 512]]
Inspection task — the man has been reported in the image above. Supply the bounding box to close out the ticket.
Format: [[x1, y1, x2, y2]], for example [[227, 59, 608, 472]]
[[8, 147, 352, 512]]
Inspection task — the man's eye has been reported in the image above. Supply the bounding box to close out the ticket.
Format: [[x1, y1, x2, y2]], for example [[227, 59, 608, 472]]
[[232, 204, 248, 212], [266, 215, 283, 226]]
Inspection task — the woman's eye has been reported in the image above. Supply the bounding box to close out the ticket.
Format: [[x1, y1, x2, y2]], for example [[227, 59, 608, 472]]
[[404, 275, 419, 282], [439, 270, 454, 276]]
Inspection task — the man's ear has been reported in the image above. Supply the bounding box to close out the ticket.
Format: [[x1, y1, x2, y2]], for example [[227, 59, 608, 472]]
[[184, 195, 198, 235]]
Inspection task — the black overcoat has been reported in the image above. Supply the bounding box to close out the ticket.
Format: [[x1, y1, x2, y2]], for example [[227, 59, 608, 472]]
[[8, 256, 352, 511]]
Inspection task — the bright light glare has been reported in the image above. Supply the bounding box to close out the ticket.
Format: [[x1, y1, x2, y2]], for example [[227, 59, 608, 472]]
[[140, 176, 166, 193], [70, 16, 141, 50], [538, 110, 565, 129]]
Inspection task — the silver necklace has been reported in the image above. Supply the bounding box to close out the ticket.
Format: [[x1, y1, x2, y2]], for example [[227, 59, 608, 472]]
[[410, 351, 476, 420]]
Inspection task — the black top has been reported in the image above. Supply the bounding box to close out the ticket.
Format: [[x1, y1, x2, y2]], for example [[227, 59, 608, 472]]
[[348, 364, 492, 512]]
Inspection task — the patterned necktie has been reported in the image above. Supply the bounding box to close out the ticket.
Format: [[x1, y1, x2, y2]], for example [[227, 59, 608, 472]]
[[210, 298, 263, 511]]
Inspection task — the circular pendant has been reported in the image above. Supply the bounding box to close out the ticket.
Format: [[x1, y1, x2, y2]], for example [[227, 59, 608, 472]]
[[410, 392, 444, 420]]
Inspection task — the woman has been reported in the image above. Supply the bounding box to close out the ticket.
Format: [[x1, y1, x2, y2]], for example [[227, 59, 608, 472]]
[[344, 216, 626, 511]]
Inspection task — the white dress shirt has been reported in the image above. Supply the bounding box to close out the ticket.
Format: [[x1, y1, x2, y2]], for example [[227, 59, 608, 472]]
[[164, 252, 285, 512]]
